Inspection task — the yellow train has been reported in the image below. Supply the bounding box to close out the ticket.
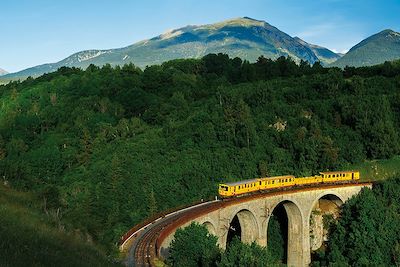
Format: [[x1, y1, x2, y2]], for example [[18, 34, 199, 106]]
[[218, 170, 360, 198]]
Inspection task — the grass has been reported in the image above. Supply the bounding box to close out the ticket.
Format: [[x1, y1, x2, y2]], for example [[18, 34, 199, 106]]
[[0, 184, 122, 267], [348, 156, 400, 182]]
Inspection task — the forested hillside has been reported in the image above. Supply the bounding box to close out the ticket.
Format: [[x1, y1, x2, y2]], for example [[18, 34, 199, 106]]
[[0, 184, 120, 266], [1, 54, 400, 252], [312, 178, 400, 266]]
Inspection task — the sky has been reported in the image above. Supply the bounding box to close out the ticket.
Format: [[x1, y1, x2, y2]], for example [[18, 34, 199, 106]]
[[1, 0, 399, 73]]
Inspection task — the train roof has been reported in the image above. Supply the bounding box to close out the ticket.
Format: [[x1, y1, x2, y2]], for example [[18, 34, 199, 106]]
[[260, 175, 295, 180], [221, 175, 295, 187], [320, 171, 358, 174], [222, 178, 260, 187]]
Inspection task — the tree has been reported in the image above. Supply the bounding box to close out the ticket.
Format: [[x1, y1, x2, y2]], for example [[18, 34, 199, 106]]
[[325, 179, 400, 266], [168, 222, 220, 267], [218, 237, 275, 267]]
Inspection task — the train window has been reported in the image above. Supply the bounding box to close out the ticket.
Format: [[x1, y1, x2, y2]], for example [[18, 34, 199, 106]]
[[272, 181, 275, 184], [285, 179, 287, 182], [260, 181, 262, 185]]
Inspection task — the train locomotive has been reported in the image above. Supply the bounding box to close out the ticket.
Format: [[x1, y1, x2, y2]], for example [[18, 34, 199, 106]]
[[218, 170, 360, 198]]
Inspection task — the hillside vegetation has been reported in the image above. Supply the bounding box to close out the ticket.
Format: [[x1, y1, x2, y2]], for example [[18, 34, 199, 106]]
[[1, 54, 400, 254], [311, 177, 400, 266], [0, 184, 120, 266]]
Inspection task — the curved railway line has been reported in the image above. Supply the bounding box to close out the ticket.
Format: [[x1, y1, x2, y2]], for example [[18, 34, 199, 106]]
[[121, 182, 372, 267]]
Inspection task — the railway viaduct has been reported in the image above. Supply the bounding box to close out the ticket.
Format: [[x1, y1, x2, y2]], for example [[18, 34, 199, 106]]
[[155, 183, 371, 267]]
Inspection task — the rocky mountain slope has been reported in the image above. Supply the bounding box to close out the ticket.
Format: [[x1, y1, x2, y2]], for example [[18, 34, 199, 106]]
[[331, 29, 400, 68], [0, 68, 8, 76], [294, 37, 342, 65]]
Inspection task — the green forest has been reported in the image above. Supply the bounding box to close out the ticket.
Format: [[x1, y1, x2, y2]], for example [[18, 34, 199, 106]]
[[1, 54, 400, 264]]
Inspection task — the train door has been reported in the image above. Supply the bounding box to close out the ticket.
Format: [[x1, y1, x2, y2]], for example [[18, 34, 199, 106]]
[[352, 173, 354, 180]]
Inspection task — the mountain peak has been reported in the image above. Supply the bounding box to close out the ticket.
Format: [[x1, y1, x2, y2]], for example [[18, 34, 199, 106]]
[[379, 29, 397, 34], [0, 68, 8, 76], [381, 29, 400, 37], [2, 17, 339, 80], [211, 17, 268, 28], [331, 28, 400, 67]]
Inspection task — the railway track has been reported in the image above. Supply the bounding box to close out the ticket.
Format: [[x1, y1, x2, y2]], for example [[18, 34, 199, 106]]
[[123, 182, 372, 267], [126, 200, 221, 267]]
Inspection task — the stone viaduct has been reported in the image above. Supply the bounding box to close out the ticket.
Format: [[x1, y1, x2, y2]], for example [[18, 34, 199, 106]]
[[158, 184, 371, 267]]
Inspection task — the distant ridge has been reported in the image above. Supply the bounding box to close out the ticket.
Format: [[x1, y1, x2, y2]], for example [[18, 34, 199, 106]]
[[331, 29, 400, 67], [3, 17, 339, 80], [293, 37, 342, 65]]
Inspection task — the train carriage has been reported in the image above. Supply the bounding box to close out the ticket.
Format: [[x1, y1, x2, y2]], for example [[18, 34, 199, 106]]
[[320, 171, 359, 183], [259, 175, 296, 190], [219, 178, 261, 197], [295, 175, 323, 186]]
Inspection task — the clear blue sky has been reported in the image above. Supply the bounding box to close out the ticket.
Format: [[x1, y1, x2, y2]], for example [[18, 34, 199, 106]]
[[1, 0, 399, 72]]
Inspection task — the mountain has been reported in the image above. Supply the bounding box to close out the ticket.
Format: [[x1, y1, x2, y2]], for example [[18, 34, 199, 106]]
[[331, 29, 400, 68], [293, 37, 342, 65], [0, 68, 8, 76], [4, 17, 339, 79]]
